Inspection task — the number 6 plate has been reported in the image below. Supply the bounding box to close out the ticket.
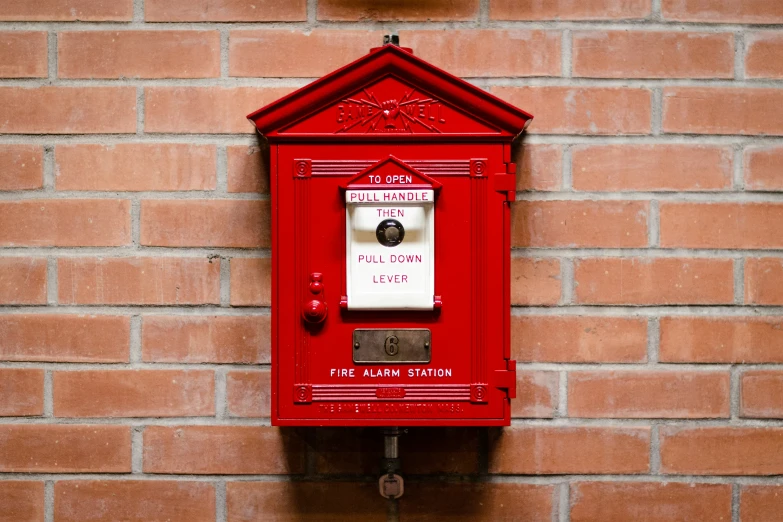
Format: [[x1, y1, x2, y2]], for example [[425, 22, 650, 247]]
[[352, 329, 431, 364]]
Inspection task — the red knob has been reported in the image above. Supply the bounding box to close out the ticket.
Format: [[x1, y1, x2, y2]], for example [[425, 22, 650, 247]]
[[302, 299, 327, 324]]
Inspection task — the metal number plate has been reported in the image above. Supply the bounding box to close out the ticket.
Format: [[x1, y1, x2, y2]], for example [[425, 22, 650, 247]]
[[353, 329, 431, 364]]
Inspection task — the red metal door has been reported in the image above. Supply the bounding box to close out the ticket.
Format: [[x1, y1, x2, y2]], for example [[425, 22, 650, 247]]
[[272, 142, 513, 426]]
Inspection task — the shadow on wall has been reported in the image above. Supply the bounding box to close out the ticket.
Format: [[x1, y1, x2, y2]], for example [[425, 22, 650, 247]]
[[512, 132, 542, 193], [226, 427, 506, 521]]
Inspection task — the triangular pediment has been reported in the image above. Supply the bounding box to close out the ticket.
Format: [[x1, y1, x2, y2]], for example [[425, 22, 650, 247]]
[[248, 44, 532, 140], [282, 75, 500, 136], [342, 156, 442, 190]]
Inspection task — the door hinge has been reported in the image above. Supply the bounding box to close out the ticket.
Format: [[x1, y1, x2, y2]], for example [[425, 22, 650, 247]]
[[492, 362, 516, 398], [493, 162, 516, 201]]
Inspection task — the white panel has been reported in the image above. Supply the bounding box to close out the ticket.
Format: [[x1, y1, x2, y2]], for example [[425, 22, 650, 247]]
[[346, 190, 434, 310]]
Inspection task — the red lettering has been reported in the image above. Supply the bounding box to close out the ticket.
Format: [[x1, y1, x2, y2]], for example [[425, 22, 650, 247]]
[[377, 208, 404, 218], [359, 255, 385, 263], [389, 254, 422, 263], [350, 192, 380, 202], [373, 274, 409, 284], [382, 191, 428, 202]]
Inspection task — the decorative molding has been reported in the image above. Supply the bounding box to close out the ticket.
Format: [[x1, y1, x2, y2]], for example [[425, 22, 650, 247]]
[[293, 159, 311, 177], [470, 158, 488, 177], [470, 173, 488, 386], [294, 384, 312, 404], [293, 170, 311, 386], [311, 159, 470, 177], [470, 384, 488, 404], [311, 384, 471, 402]]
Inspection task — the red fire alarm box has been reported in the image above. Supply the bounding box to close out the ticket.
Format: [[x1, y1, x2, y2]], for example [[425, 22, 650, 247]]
[[248, 42, 532, 426]]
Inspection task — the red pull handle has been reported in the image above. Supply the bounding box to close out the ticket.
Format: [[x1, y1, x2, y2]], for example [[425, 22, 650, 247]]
[[302, 272, 327, 324], [302, 299, 327, 324]]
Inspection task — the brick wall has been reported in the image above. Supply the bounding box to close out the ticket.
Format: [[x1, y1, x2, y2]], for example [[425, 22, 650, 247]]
[[1, 0, 783, 520]]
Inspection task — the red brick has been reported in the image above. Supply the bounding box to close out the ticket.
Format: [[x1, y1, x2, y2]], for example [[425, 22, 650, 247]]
[[572, 144, 732, 191], [143, 315, 270, 364], [0, 0, 132, 21], [55, 143, 216, 191], [318, 0, 479, 20], [228, 28, 560, 78], [660, 426, 783, 475], [227, 370, 271, 417], [494, 86, 651, 134], [0, 425, 130, 472], [0, 145, 42, 190], [515, 144, 562, 191], [53, 370, 214, 418], [399, 429, 480, 474], [512, 201, 648, 248], [512, 316, 648, 363], [0, 258, 46, 304], [741, 486, 783, 522], [745, 146, 783, 190], [573, 31, 733, 79], [662, 0, 783, 23], [0, 314, 129, 362], [58, 257, 220, 305], [568, 371, 730, 418], [230, 258, 271, 306], [315, 428, 479, 475], [0, 32, 46, 78], [741, 371, 783, 418], [146, 0, 306, 21], [491, 0, 651, 20], [141, 200, 269, 247], [574, 257, 734, 305], [227, 481, 385, 522], [145, 87, 294, 134], [55, 481, 215, 522], [571, 482, 732, 522], [660, 316, 783, 363], [0, 369, 43, 416], [401, 30, 560, 77], [143, 426, 304, 474], [664, 87, 783, 135], [228, 481, 553, 522], [0, 481, 43, 522], [230, 30, 383, 78], [311, 428, 382, 475], [661, 203, 783, 249], [59, 31, 219, 79], [0, 200, 130, 247], [512, 371, 558, 418], [746, 33, 783, 79], [510, 257, 560, 305], [227, 145, 268, 193], [488, 426, 650, 474], [402, 483, 554, 521], [746, 258, 783, 305], [0, 87, 136, 134], [313, 427, 480, 475]]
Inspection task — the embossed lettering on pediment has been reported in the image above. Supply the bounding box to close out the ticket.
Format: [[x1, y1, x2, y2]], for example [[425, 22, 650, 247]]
[[281, 76, 501, 136]]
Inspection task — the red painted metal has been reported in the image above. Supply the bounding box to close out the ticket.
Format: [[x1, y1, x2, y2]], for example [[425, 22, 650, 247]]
[[248, 43, 532, 426]]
